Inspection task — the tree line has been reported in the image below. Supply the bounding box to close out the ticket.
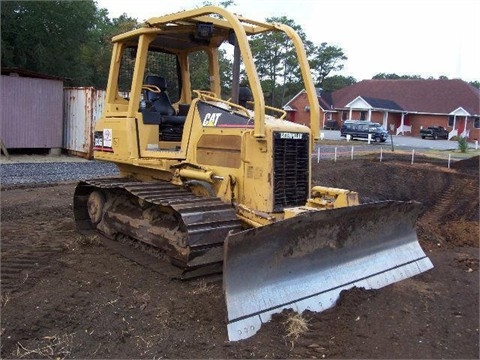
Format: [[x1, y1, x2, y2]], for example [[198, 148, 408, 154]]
[[1, 1, 138, 89], [2, 1, 477, 109]]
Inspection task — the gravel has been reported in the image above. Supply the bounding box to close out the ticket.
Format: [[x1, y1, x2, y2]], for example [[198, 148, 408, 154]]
[[0, 160, 119, 186]]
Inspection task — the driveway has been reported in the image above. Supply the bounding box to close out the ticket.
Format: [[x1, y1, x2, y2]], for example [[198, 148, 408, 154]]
[[319, 130, 478, 151]]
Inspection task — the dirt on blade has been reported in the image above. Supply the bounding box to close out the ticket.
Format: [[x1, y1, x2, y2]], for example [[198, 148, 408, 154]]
[[1, 153, 478, 359]]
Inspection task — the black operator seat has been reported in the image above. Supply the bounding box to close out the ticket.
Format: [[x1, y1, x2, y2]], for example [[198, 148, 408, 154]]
[[144, 75, 176, 116], [142, 75, 186, 141]]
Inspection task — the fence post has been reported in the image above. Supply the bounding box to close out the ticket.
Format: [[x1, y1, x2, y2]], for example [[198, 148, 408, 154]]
[[351, 146, 354, 160], [411, 149, 415, 164], [334, 147, 337, 162], [317, 146, 320, 163], [380, 147, 383, 162], [448, 154, 451, 168]]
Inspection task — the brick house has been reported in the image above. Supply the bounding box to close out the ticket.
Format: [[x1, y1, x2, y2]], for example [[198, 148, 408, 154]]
[[284, 79, 480, 142]]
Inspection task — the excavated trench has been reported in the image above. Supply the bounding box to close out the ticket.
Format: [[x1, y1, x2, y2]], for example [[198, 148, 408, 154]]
[[311, 154, 479, 249]]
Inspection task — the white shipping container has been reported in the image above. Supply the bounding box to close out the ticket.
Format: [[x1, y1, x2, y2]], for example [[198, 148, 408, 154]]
[[63, 87, 106, 158]]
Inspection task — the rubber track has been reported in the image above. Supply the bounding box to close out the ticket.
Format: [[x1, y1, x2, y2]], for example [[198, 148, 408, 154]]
[[73, 177, 243, 277]]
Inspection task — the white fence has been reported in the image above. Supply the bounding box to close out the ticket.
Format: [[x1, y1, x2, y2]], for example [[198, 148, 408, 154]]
[[313, 145, 468, 169]]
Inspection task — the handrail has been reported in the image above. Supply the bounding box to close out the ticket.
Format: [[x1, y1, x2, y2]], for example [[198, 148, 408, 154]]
[[193, 90, 287, 121], [193, 90, 252, 118], [396, 125, 412, 135], [247, 101, 287, 120]]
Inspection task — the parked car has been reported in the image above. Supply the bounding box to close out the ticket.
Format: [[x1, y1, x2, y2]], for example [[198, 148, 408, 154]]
[[420, 126, 449, 140], [340, 120, 389, 143], [324, 119, 339, 130]]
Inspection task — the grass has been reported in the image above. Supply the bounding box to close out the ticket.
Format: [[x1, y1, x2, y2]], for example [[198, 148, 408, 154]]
[[16, 333, 74, 360], [316, 137, 480, 159], [283, 313, 309, 347], [189, 279, 216, 295], [1, 293, 10, 308], [457, 137, 469, 153], [315, 139, 480, 161], [316, 139, 366, 146], [78, 234, 102, 246], [418, 148, 480, 160]]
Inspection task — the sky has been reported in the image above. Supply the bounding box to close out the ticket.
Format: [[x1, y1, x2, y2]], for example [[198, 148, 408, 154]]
[[96, 0, 479, 82]]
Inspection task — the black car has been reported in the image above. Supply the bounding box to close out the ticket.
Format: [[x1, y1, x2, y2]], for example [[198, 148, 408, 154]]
[[420, 126, 449, 140], [340, 120, 389, 143]]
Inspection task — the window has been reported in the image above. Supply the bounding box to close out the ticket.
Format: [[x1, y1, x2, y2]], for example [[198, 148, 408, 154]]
[[145, 50, 180, 103], [118, 46, 180, 102], [189, 50, 210, 94], [118, 47, 137, 94], [474, 117, 480, 129], [448, 115, 455, 127], [342, 111, 347, 121], [360, 111, 366, 120]]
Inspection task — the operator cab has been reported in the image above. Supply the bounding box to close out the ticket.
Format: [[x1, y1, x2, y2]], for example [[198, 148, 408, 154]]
[[100, 8, 319, 160]]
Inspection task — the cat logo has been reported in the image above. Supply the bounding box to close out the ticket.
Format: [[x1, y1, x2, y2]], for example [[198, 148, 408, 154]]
[[202, 112, 222, 127]]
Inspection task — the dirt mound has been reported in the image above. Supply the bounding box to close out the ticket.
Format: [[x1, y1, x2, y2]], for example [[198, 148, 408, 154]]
[[451, 155, 479, 172], [311, 153, 479, 250]]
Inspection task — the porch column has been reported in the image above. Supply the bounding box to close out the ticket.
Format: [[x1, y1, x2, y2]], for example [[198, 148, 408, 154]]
[[448, 115, 457, 141], [400, 112, 406, 135], [463, 116, 468, 137], [349, 107, 353, 120], [383, 111, 388, 130], [368, 108, 372, 121]]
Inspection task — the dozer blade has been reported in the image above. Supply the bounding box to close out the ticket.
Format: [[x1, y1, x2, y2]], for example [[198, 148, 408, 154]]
[[224, 200, 433, 341]]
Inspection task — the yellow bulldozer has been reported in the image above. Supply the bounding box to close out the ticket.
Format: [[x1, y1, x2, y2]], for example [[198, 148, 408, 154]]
[[73, 6, 433, 341]]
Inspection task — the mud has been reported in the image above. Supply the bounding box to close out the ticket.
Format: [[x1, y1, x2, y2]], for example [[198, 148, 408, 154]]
[[1, 154, 478, 359]]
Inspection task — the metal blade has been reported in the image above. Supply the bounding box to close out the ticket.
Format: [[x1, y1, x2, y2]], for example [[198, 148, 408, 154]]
[[223, 201, 433, 341]]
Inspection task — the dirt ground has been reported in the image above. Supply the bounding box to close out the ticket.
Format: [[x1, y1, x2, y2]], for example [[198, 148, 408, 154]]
[[1, 154, 478, 359]]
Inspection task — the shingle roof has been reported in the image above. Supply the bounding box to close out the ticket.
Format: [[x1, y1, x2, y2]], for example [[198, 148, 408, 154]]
[[332, 79, 480, 115], [360, 96, 404, 111], [318, 89, 334, 110]]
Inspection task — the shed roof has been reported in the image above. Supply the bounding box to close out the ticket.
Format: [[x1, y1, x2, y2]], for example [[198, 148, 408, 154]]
[[1, 67, 65, 81]]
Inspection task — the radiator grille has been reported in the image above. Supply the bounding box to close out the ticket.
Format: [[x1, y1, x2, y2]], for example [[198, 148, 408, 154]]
[[273, 132, 309, 211]]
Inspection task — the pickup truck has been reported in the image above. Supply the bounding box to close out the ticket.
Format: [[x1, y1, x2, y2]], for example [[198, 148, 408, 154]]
[[420, 126, 449, 140]]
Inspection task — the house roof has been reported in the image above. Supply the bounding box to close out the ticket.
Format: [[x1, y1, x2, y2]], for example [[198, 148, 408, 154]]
[[332, 79, 480, 115], [283, 89, 306, 108], [284, 88, 334, 111], [318, 90, 334, 110]]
